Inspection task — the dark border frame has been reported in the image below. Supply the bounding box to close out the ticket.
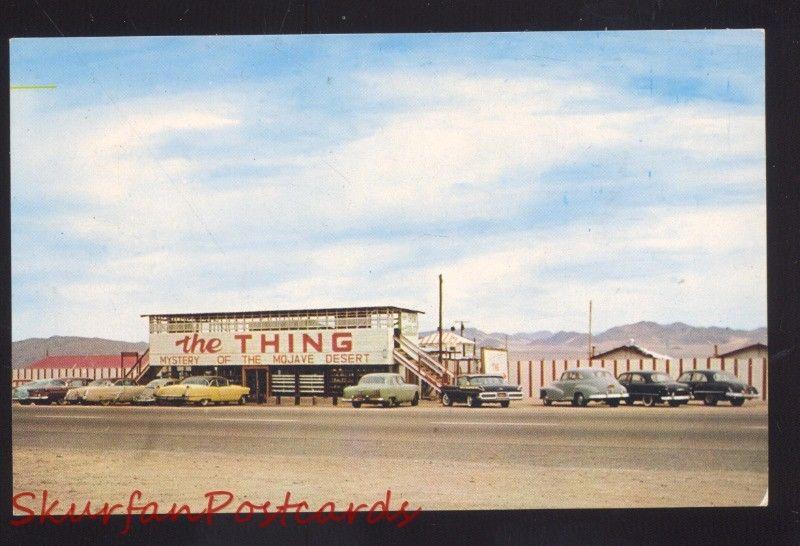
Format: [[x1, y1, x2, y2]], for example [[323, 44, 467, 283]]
[[2, 1, 798, 544]]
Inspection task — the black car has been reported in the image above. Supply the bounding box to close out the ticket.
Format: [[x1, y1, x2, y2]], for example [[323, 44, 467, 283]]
[[616, 371, 691, 407], [676, 369, 759, 406], [440, 374, 523, 408]]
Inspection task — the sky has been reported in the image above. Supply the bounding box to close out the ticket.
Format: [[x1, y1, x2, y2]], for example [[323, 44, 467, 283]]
[[10, 31, 766, 342]]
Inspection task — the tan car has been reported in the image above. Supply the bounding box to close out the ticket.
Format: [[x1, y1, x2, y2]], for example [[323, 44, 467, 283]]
[[81, 378, 146, 405], [155, 375, 250, 406], [65, 378, 115, 404]]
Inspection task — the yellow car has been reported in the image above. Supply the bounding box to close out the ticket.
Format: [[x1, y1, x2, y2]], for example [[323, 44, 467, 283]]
[[154, 375, 250, 406]]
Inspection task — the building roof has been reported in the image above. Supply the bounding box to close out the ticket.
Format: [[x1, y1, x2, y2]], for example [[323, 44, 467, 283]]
[[418, 331, 476, 347], [26, 355, 135, 370], [141, 305, 424, 319], [591, 343, 674, 361], [717, 343, 767, 358]]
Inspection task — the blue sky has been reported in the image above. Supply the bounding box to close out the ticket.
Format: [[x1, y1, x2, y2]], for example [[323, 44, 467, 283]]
[[10, 31, 765, 341]]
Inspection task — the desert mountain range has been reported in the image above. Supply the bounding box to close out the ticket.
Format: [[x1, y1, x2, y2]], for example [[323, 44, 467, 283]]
[[12, 321, 767, 368]]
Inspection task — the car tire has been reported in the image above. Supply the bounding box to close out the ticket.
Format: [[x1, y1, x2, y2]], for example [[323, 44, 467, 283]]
[[19, 400, 31, 405], [703, 394, 718, 406], [624, 398, 635, 405], [238, 396, 247, 405], [381, 400, 391, 408], [441, 393, 453, 406], [542, 398, 553, 406], [411, 393, 419, 406], [100, 399, 111, 406], [499, 401, 510, 408], [607, 400, 620, 407], [668, 401, 682, 407], [573, 392, 587, 407], [389, 397, 398, 407], [198, 399, 211, 407], [466, 395, 479, 408], [642, 395, 656, 407], [351, 401, 362, 408], [730, 398, 745, 407]]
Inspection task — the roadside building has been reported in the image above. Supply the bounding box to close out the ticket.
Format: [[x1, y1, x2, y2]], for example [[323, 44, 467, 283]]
[[12, 353, 141, 386], [590, 340, 673, 362], [714, 343, 768, 361], [141, 306, 450, 403]]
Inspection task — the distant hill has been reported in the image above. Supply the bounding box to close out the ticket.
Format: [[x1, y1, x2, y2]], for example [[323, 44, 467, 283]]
[[423, 321, 767, 359], [12, 336, 148, 369]]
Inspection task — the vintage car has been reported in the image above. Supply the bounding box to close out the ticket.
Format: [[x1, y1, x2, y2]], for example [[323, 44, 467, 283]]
[[132, 378, 179, 404], [616, 371, 691, 407], [440, 374, 523, 407], [64, 378, 115, 404], [676, 369, 759, 406], [540, 369, 628, 406], [342, 373, 420, 408], [81, 378, 145, 405], [154, 375, 250, 406], [13, 377, 92, 405]]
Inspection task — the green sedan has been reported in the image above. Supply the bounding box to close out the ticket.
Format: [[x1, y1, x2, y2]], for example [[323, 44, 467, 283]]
[[342, 373, 420, 408]]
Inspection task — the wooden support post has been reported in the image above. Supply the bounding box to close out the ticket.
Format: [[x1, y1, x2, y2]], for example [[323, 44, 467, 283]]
[[517, 361, 521, 386], [613, 359, 618, 377], [706, 357, 711, 370], [528, 361, 533, 397], [639, 359, 643, 371], [540, 360, 544, 388], [679, 358, 683, 376], [762, 357, 767, 401], [721, 357, 725, 371], [733, 358, 739, 378], [666, 359, 670, 375], [748, 358, 753, 386], [626, 359, 630, 372], [552, 360, 556, 381], [333, 396, 338, 406], [693, 357, 697, 370]]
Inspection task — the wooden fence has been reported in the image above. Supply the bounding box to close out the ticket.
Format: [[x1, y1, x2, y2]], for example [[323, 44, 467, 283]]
[[508, 357, 768, 401], [12, 367, 126, 387]]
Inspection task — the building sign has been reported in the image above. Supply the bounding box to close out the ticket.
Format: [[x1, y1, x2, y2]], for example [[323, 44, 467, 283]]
[[150, 328, 394, 366], [481, 347, 509, 380]]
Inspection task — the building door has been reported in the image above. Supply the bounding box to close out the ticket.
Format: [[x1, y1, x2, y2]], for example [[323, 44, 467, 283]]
[[243, 367, 268, 404]]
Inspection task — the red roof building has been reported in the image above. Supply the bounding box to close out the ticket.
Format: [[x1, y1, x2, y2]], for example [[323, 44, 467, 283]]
[[26, 354, 139, 370]]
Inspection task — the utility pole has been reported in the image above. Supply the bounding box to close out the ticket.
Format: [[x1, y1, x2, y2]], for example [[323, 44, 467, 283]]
[[588, 300, 593, 362], [438, 274, 443, 364]]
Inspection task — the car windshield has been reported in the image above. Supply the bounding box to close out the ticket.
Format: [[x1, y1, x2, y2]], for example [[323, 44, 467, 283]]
[[181, 377, 210, 385], [468, 376, 504, 386], [23, 380, 49, 387], [713, 371, 738, 381], [649, 373, 672, 383], [88, 379, 111, 386], [146, 379, 170, 387], [359, 376, 386, 384]]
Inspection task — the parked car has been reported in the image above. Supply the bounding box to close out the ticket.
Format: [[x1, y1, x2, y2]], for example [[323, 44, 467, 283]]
[[440, 374, 523, 407], [81, 378, 144, 405], [133, 378, 179, 404], [676, 369, 759, 406], [13, 378, 92, 405], [540, 369, 628, 407], [342, 373, 420, 408], [64, 378, 116, 404], [616, 371, 691, 407], [13, 379, 50, 405], [154, 375, 250, 406]]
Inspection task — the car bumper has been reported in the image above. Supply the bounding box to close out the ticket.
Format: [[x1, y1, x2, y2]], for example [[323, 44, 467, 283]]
[[588, 393, 628, 399], [26, 395, 51, 401], [341, 396, 385, 403], [726, 392, 759, 399], [478, 392, 523, 401], [660, 394, 691, 401]]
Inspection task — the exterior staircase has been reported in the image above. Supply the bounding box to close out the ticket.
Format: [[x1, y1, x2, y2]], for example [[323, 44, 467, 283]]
[[122, 349, 155, 384], [393, 335, 453, 394]]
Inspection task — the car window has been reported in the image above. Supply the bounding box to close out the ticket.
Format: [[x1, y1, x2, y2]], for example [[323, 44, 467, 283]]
[[359, 376, 385, 384], [678, 373, 692, 382], [618, 374, 628, 382], [691, 373, 707, 382], [630, 374, 645, 383], [713, 372, 736, 382]]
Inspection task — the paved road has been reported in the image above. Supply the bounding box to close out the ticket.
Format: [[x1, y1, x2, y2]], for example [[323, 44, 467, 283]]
[[12, 402, 768, 510]]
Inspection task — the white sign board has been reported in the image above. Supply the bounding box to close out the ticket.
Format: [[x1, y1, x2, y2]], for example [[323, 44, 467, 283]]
[[149, 328, 394, 366], [481, 347, 509, 380]]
